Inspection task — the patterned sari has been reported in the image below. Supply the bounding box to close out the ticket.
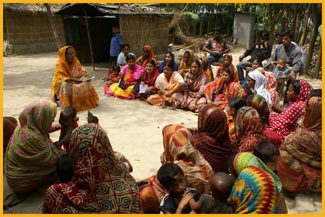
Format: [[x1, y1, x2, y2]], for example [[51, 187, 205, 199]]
[[5, 100, 63, 193], [191, 104, 232, 172], [43, 123, 140, 213], [234, 106, 268, 152], [277, 94, 322, 193], [228, 152, 287, 214], [139, 124, 213, 213], [182, 59, 207, 111], [105, 64, 144, 99], [51, 46, 99, 111]]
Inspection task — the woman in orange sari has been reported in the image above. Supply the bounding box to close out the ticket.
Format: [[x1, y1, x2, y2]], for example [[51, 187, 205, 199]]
[[136, 45, 157, 68], [204, 66, 246, 110], [51, 46, 99, 112]]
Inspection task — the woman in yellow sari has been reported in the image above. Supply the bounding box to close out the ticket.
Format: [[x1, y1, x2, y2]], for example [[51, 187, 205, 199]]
[[51, 46, 99, 112]]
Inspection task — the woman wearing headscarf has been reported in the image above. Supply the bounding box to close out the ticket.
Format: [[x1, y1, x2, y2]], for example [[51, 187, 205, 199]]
[[247, 69, 272, 107], [234, 106, 268, 152], [181, 58, 207, 112], [138, 124, 213, 213], [157, 51, 178, 73], [215, 53, 237, 79], [136, 45, 157, 68], [43, 123, 140, 213], [105, 53, 145, 99], [190, 104, 232, 172], [178, 49, 195, 78], [277, 89, 322, 195], [204, 66, 246, 110], [51, 46, 99, 111], [264, 79, 312, 147], [228, 152, 287, 214], [5, 100, 64, 193]]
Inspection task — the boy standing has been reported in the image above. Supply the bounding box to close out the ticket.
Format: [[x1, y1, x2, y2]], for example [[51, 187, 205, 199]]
[[110, 23, 123, 67]]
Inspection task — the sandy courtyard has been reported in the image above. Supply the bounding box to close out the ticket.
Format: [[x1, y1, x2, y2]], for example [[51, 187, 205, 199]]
[[2, 51, 322, 213]]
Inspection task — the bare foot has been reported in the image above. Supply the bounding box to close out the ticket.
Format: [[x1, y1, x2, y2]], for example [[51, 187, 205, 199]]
[[161, 101, 167, 109], [171, 103, 177, 110]]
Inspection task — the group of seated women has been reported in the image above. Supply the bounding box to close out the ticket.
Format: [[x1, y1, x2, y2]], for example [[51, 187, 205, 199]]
[[3, 78, 321, 213]]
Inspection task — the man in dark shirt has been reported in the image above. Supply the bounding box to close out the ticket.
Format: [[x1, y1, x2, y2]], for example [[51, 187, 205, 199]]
[[236, 32, 271, 86]]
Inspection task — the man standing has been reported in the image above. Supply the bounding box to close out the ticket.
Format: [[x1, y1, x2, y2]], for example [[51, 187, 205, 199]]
[[202, 27, 230, 79], [110, 23, 123, 67], [236, 32, 271, 86]]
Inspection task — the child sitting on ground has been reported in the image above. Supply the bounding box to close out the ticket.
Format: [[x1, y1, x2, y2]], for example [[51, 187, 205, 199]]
[[272, 58, 289, 100], [188, 172, 235, 213], [104, 65, 121, 85], [158, 163, 200, 214], [54, 106, 78, 152], [253, 141, 280, 172]]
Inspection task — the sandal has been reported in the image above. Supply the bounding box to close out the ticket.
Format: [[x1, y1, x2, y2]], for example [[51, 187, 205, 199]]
[[3, 193, 28, 209]]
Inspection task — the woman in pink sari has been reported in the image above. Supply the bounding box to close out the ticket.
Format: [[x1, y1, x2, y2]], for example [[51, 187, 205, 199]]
[[105, 54, 144, 99], [181, 58, 207, 112]]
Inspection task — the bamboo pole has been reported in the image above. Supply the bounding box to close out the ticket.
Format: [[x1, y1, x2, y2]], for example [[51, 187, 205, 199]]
[[83, 6, 95, 71]]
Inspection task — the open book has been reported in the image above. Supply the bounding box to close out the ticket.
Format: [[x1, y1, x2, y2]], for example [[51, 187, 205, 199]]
[[80, 75, 95, 82], [158, 82, 165, 94]]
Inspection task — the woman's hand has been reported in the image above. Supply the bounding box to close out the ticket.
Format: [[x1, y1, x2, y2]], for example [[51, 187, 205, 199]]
[[177, 190, 194, 214]]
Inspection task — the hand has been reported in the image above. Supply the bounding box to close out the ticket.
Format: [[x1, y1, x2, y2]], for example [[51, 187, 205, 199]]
[[239, 55, 244, 62], [164, 91, 172, 97], [177, 190, 194, 213]]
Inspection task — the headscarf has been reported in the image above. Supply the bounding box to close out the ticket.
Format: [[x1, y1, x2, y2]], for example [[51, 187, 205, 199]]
[[5, 100, 62, 193], [296, 79, 312, 102], [246, 94, 270, 126], [235, 106, 268, 152], [51, 46, 87, 100], [162, 124, 213, 194], [303, 94, 322, 129], [43, 123, 140, 213], [179, 49, 195, 70], [229, 152, 284, 214], [248, 70, 272, 105], [193, 104, 232, 172], [136, 45, 157, 68], [216, 53, 238, 81]]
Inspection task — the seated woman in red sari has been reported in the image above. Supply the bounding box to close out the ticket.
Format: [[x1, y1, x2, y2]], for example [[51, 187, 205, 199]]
[[139, 59, 160, 99], [147, 61, 186, 109], [181, 58, 207, 112], [264, 79, 312, 147], [234, 106, 268, 152], [204, 66, 246, 111], [137, 124, 213, 213], [136, 45, 157, 68], [51, 46, 99, 112], [105, 54, 145, 99], [190, 104, 232, 173], [277, 89, 322, 196]]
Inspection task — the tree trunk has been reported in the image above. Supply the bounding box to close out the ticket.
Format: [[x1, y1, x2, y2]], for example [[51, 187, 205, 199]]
[[299, 4, 310, 46], [44, 3, 61, 49], [304, 4, 321, 77], [291, 4, 299, 41], [199, 16, 204, 36], [268, 5, 275, 46], [314, 44, 321, 78]]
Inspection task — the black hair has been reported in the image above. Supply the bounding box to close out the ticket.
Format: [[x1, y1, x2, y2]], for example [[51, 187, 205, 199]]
[[274, 30, 283, 37], [251, 57, 263, 66], [56, 153, 74, 183], [112, 65, 121, 73], [157, 163, 184, 190], [192, 58, 202, 68], [228, 96, 247, 111], [291, 79, 301, 95], [146, 58, 157, 67], [59, 106, 77, 127], [282, 30, 294, 39], [126, 53, 136, 62], [163, 61, 175, 70], [253, 141, 279, 164], [164, 51, 175, 61], [306, 88, 321, 103], [261, 31, 269, 40], [120, 43, 130, 50]]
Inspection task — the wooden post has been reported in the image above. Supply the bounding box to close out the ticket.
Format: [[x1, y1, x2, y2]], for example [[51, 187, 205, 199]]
[[83, 6, 95, 71]]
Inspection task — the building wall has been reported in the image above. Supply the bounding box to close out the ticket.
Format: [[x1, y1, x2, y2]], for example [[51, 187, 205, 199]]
[[119, 14, 171, 58], [233, 13, 256, 49], [4, 10, 66, 55]]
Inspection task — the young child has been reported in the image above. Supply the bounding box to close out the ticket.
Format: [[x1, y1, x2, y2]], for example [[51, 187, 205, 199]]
[[55, 106, 78, 152], [56, 153, 74, 183], [158, 163, 199, 214], [272, 58, 289, 100], [253, 141, 280, 172], [104, 65, 121, 84], [188, 172, 235, 214]]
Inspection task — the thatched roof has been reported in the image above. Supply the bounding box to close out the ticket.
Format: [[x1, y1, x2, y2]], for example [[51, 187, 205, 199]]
[[4, 3, 64, 13], [55, 3, 171, 17]]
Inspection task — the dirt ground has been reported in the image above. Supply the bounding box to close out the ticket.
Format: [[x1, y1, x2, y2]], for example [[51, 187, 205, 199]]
[[2, 47, 322, 213]]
